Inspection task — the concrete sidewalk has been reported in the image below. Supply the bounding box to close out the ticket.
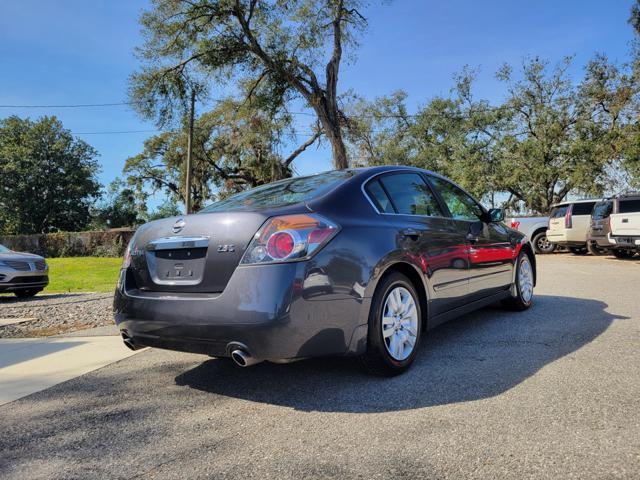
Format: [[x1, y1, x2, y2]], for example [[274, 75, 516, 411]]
[[0, 336, 142, 405]]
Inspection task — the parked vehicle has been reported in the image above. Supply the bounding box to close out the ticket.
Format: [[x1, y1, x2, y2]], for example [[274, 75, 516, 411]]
[[0, 244, 49, 297], [587, 199, 614, 255], [546, 199, 600, 254], [509, 216, 554, 254], [608, 193, 640, 259], [114, 166, 536, 376]]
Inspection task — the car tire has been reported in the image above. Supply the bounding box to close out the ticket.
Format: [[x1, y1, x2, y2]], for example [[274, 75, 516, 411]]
[[360, 272, 422, 377], [532, 231, 556, 254], [613, 249, 636, 259], [502, 251, 534, 311], [14, 289, 41, 299], [569, 246, 588, 255], [587, 241, 608, 256]]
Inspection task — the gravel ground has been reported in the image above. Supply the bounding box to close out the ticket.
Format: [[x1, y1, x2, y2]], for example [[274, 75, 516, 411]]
[[0, 255, 639, 479], [0, 293, 114, 337]]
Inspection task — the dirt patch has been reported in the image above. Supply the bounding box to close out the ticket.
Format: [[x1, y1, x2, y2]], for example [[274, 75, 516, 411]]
[[0, 293, 114, 337]]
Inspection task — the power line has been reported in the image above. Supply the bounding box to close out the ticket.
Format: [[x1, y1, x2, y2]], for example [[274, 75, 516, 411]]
[[0, 101, 145, 108], [73, 129, 160, 135]]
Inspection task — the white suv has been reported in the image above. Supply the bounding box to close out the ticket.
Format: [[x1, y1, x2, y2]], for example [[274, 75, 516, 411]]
[[546, 199, 600, 255], [608, 193, 640, 259]]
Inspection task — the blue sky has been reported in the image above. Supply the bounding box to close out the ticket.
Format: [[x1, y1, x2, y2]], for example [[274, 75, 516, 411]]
[[0, 0, 635, 206]]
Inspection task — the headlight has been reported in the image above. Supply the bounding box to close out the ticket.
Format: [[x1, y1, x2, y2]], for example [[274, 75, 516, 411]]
[[240, 214, 339, 265]]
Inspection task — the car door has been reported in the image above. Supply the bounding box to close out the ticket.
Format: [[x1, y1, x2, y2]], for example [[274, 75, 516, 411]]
[[366, 172, 469, 316], [427, 175, 514, 300]]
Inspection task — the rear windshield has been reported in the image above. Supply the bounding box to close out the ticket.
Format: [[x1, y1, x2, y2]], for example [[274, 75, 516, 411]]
[[550, 206, 569, 218], [200, 170, 354, 213], [592, 201, 613, 220], [0, 244, 10, 253], [572, 202, 596, 216], [619, 199, 640, 214]]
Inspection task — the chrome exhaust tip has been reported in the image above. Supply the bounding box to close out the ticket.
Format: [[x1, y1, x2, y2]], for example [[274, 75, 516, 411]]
[[230, 349, 261, 367], [121, 332, 143, 351]]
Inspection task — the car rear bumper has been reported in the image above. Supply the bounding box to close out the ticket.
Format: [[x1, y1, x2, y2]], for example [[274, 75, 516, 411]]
[[113, 263, 370, 361], [608, 234, 640, 249], [545, 230, 585, 246], [588, 234, 614, 248]]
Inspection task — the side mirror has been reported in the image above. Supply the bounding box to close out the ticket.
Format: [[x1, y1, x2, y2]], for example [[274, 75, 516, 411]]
[[487, 208, 504, 223]]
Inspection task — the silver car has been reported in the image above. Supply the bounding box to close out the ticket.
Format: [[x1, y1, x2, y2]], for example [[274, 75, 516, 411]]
[[0, 244, 48, 298]]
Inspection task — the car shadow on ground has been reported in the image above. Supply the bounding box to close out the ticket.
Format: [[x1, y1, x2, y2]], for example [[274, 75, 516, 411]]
[[175, 294, 628, 413]]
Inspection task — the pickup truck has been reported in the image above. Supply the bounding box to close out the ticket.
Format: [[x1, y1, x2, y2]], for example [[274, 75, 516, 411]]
[[608, 193, 640, 259], [508, 216, 554, 254]]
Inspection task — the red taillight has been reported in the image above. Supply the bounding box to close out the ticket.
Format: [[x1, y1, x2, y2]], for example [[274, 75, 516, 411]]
[[565, 207, 572, 229], [511, 220, 521, 230], [267, 231, 295, 259], [241, 214, 339, 264]]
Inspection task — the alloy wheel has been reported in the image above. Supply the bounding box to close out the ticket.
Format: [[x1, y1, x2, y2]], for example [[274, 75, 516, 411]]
[[518, 256, 534, 303], [381, 286, 419, 361]]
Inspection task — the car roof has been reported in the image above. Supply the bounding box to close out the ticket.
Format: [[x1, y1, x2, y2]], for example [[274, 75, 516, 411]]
[[551, 198, 604, 208]]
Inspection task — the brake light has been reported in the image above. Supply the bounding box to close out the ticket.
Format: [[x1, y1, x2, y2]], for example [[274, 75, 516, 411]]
[[565, 207, 572, 229], [241, 214, 339, 264], [122, 240, 133, 268], [511, 220, 521, 230]]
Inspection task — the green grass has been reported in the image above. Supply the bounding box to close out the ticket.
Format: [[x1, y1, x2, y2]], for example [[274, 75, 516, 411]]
[[46, 257, 122, 293]]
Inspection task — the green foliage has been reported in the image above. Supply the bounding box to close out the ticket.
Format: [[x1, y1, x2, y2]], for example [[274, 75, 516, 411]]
[[91, 179, 145, 229], [346, 69, 508, 202], [124, 98, 320, 210], [130, 0, 371, 169], [0, 116, 101, 234], [144, 200, 182, 221], [348, 56, 640, 213]]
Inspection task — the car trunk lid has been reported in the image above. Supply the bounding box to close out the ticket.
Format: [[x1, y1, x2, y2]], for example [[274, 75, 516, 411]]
[[129, 212, 267, 293]]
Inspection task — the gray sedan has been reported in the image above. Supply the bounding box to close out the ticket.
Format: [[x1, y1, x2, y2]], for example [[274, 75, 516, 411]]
[[114, 166, 535, 375], [0, 244, 48, 298]]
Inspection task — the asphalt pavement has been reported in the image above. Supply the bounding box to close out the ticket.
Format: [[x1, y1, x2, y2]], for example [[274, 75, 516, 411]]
[[0, 254, 638, 479]]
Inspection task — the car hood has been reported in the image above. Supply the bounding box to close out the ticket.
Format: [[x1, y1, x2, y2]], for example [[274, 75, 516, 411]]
[[0, 252, 45, 262]]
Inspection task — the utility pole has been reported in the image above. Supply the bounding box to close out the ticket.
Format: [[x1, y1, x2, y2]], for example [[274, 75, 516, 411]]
[[185, 88, 196, 214]]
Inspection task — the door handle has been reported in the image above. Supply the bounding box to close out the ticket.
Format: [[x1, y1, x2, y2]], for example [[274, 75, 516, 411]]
[[401, 228, 420, 238]]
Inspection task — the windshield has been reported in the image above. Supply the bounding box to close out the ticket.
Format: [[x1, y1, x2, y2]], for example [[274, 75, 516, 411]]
[[200, 170, 355, 213], [0, 244, 10, 253]]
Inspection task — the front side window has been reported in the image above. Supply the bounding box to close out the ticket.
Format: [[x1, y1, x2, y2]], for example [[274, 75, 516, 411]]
[[428, 176, 483, 221], [377, 173, 444, 216]]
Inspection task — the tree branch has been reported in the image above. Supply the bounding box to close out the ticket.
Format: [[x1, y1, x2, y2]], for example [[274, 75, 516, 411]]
[[283, 130, 322, 167]]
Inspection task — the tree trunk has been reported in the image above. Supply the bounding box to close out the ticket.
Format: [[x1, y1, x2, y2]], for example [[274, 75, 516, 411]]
[[325, 122, 348, 170], [315, 105, 348, 169]]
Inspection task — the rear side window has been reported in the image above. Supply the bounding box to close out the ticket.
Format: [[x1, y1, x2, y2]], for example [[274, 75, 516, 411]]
[[365, 180, 394, 213], [592, 201, 613, 220], [200, 170, 354, 212], [377, 173, 444, 216], [571, 202, 596, 216], [619, 199, 640, 213], [550, 206, 569, 218]]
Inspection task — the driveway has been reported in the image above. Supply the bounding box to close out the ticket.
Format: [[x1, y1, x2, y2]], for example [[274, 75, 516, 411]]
[[0, 255, 638, 479]]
